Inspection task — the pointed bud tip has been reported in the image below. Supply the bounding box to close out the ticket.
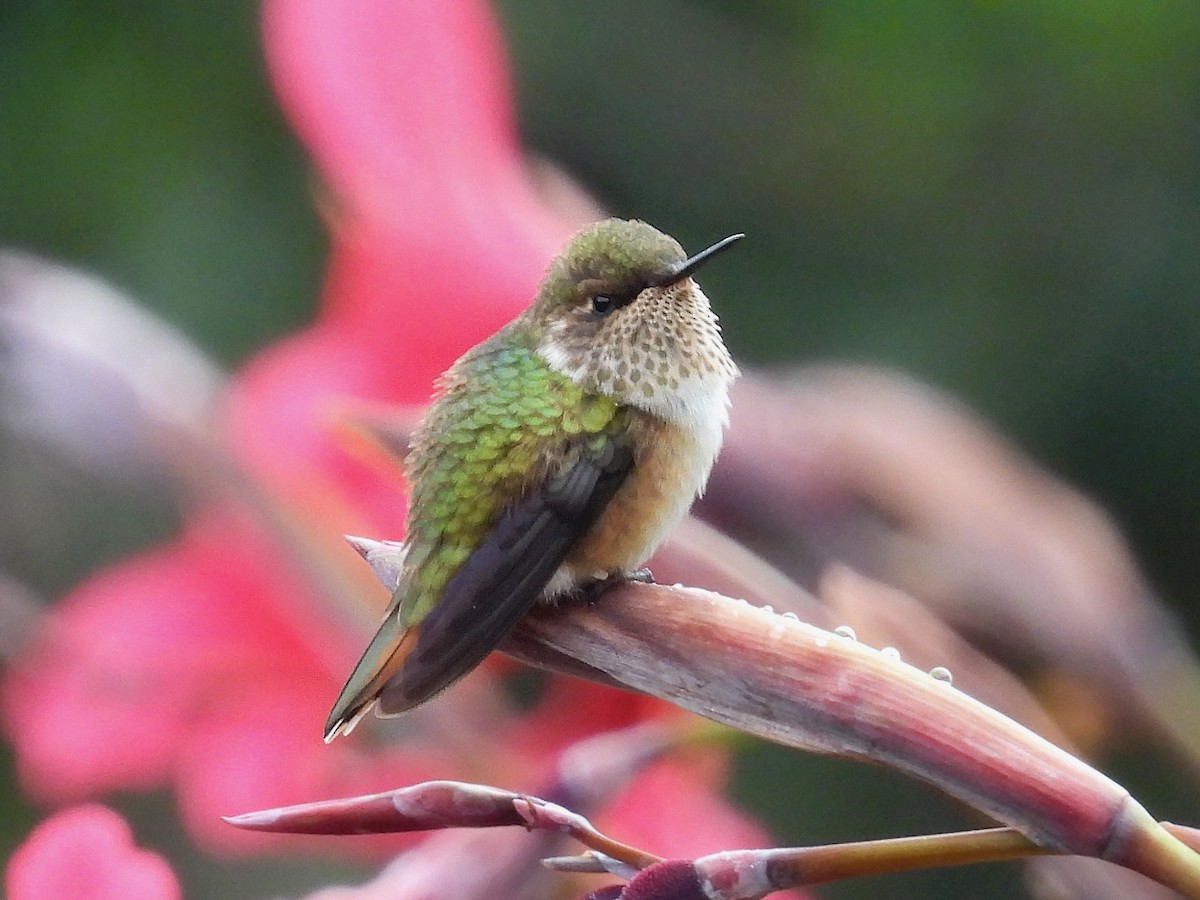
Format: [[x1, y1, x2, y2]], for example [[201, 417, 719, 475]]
[[342, 534, 379, 558], [223, 808, 285, 831], [342, 534, 407, 590]]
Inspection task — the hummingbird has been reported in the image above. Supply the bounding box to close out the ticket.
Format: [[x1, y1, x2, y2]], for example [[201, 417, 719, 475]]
[[324, 218, 742, 742]]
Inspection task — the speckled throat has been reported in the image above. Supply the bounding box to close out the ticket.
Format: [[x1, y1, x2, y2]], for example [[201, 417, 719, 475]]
[[536, 280, 738, 426]]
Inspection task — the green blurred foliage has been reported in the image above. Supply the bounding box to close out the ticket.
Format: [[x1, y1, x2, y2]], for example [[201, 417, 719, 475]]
[[0, 1, 324, 364], [3, 1, 1200, 897]]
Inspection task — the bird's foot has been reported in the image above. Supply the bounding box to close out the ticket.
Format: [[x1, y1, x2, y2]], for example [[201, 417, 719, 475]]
[[627, 567, 655, 585], [575, 567, 656, 605]]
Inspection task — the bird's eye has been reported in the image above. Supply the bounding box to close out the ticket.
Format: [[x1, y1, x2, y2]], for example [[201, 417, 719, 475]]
[[590, 295, 616, 316]]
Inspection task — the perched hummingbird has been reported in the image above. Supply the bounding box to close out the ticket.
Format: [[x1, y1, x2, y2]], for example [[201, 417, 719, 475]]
[[325, 218, 742, 742]]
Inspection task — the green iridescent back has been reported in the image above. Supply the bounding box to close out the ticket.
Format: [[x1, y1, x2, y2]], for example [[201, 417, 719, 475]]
[[398, 322, 626, 625]]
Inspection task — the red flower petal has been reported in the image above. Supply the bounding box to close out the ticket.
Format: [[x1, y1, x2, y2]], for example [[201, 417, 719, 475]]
[[6, 805, 181, 900], [235, 0, 584, 514], [262, 0, 569, 272], [230, 0, 585, 519], [222, 327, 417, 530], [176, 689, 446, 858], [515, 678, 684, 762], [602, 760, 772, 861], [4, 542, 227, 801], [1, 509, 351, 806]]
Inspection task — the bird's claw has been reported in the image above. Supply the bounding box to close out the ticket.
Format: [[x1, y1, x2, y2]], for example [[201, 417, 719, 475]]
[[575, 567, 656, 605]]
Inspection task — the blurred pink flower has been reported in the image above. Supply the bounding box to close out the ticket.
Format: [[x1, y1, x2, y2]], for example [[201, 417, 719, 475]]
[[1, 0, 775, 874], [599, 758, 774, 860], [2, 506, 449, 857], [231, 0, 572, 523], [6, 804, 181, 900]]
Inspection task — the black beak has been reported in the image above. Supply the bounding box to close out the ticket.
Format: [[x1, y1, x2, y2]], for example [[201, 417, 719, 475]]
[[655, 233, 745, 287]]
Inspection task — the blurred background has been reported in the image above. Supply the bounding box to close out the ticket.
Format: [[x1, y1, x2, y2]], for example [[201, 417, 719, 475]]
[[2, 1, 1199, 897]]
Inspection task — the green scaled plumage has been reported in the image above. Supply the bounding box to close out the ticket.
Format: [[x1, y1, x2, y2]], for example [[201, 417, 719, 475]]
[[401, 325, 625, 627]]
